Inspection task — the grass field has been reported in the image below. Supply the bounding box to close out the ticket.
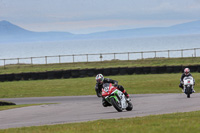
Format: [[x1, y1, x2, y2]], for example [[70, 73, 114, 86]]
[[0, 57, 200, 132], [0, 73, 199, 98], [0, 57, 200, 74], [0, 111, 200, 133]]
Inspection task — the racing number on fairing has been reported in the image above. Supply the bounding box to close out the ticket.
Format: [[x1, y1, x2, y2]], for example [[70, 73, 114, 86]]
[[104, 86, 109, 92]]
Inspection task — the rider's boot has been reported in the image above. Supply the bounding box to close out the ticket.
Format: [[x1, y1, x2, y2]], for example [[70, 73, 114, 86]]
[[192, 88, 196, 93], [118, 85, 131, 101], [123, 91, 130, 102]]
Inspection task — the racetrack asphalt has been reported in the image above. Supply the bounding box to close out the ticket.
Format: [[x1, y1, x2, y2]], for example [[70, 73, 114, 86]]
[[0, 93, 200, 129]]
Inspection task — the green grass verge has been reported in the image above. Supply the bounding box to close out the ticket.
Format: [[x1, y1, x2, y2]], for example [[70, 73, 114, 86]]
[[0, 104, 51, 111], [1, 111, 200, 133], [0, 73, 199, 98], [1, 57, 200, 74]]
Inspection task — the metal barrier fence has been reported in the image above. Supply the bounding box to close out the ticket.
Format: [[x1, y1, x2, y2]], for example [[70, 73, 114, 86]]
[[0, 48, 200, 68]]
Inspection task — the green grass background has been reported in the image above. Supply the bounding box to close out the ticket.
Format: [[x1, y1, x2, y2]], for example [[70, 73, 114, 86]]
[[1, 73, 199, 98], [0, 57, 200, 132]]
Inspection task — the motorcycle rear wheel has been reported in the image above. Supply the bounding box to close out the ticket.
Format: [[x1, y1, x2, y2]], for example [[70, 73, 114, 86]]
[[110, 97, 122, 112]]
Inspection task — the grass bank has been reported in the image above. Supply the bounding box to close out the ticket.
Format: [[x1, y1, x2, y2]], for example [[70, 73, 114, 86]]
[[0, 73, 199, 98], [0, 104, 51, 111], [1, 111, 200, 133], [0, 57, 200, 74]]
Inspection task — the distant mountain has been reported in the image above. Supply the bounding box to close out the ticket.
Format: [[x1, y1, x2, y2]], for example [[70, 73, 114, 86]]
[[0, 20, 31, 35], [0, 20, 200, 43], [80, 20, 200, 39], [0, 20, 74, 43]]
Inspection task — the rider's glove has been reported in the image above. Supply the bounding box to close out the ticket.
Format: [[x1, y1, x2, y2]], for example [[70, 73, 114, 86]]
[[114, 83, 118, 87]]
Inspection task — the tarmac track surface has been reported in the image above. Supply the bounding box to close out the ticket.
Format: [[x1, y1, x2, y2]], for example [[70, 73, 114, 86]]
[[1, 93, 200, 129]]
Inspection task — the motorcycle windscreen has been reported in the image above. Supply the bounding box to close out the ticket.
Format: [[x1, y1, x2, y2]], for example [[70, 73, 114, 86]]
[[102, 83, 116, 96]]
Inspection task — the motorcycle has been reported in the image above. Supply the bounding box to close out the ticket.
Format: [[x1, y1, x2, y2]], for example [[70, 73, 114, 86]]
[[101, 83, 133, 112], [183, 76, 195, 98]]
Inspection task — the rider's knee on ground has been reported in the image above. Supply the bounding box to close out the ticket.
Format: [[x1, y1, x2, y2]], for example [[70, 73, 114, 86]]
[[102, 98, 111, 107]]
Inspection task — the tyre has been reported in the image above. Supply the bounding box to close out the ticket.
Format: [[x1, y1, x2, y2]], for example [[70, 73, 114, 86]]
[[126, 102, 133, 111], [110, 97, 122, 112], [186, 87, 190, 98]]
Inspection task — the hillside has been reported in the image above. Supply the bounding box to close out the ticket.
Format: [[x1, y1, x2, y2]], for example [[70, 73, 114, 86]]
[[0, 20, 74, 43], [0, 20, 200, 43]]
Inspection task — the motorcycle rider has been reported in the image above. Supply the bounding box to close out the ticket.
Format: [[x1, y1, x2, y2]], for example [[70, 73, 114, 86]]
[[95, 74, 130, 107], [179, 68, 195, 92]]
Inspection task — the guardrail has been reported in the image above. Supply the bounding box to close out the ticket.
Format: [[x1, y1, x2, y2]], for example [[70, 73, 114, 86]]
[[0, 48, 200, 68]]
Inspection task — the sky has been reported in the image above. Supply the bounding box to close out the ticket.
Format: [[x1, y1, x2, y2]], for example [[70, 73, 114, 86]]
[[0, 0, 200, 34]]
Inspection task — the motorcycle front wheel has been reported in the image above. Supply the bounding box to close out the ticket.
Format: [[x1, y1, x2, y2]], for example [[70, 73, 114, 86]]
[[186, 87, 191, 98], [126, 102, 133, 111], [110, 97, 122, 112]]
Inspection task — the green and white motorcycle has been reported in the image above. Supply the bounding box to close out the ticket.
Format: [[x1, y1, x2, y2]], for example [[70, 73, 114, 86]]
[[101, 83, 133, 112]]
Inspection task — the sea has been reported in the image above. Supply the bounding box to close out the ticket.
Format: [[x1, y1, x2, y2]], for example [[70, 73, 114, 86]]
[[0, 34, 200, 66]]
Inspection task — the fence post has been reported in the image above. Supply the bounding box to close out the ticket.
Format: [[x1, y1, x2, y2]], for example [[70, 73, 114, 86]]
[[100, 54, 103, 61], [45, 56, 47, 64], [154, 51, 156, 58], [72, 55, 74, 63], [86, 54, 88, 62], [59, 55, 61, 63], [181, 50, 183, 58], [194, 48, 196, 57], [168, 50, 170, 58], [141, 52, 143, 59], [114, 53, 116, 60], [128, 52, 130, 60], [3, 59, 5, 69], [31, 57, 33, 65]]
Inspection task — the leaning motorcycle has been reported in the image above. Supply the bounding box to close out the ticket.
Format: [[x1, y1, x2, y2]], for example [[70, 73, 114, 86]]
[[101, 83, 133, 112], [183, 76, 195, 98]]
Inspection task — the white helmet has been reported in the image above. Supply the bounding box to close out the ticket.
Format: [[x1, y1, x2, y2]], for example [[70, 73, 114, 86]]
[[184, 68, 190, 75], [95, 74, 104, 84]]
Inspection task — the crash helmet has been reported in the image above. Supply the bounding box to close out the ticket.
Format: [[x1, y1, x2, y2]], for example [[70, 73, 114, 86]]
[[95, 74, 104, 84], [184, 68, 190, 75]]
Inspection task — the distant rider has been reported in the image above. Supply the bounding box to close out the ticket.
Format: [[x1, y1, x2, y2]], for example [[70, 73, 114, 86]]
[[179, 68, 195, 92], [95, 74, 130, 107]]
